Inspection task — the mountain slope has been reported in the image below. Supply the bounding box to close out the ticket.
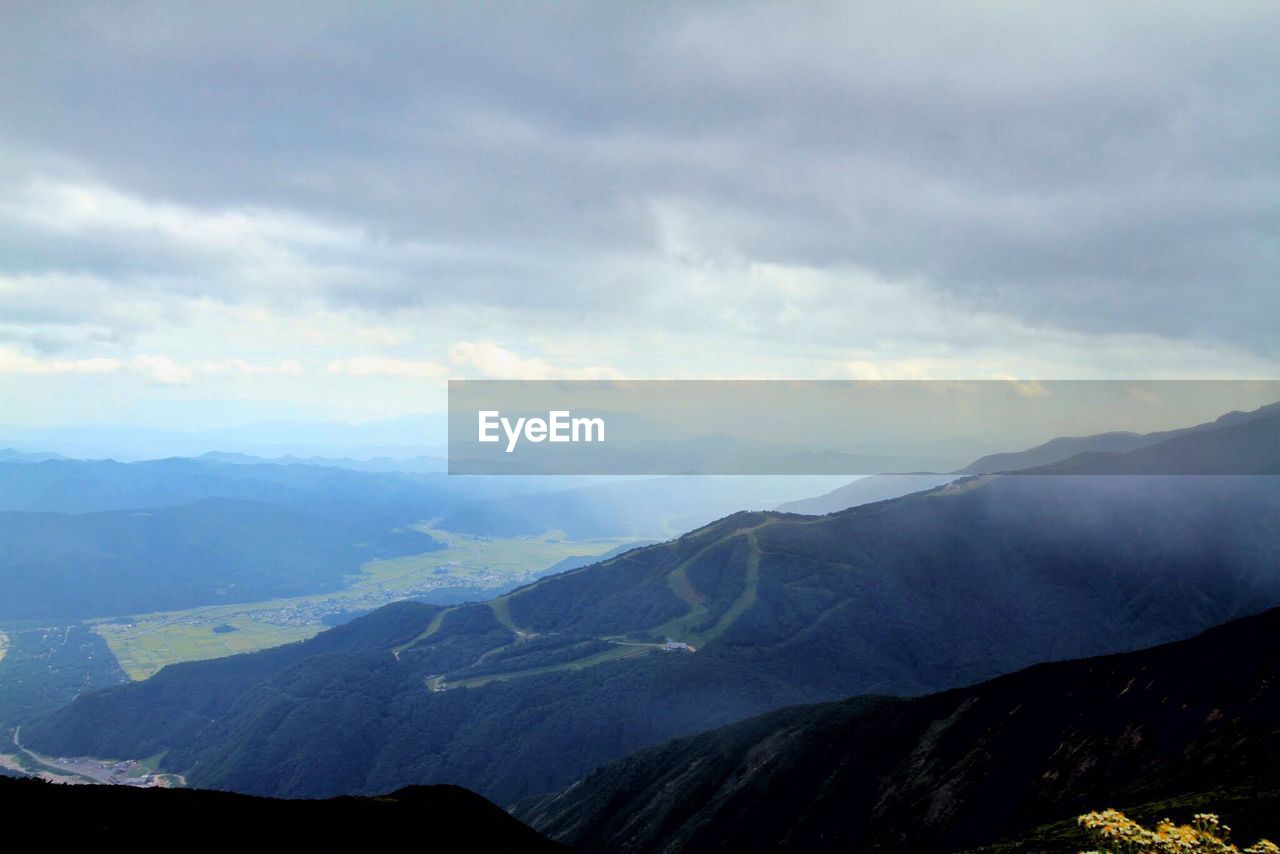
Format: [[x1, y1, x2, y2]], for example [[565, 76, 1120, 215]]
[[776, 473, 954, 515], [778, 401, 1280, 516], [0, 498, 437, 620], [963, 400, 1280, 475], [0, 456, 519, 533], [436, 476, 849, 539], [0, 776, 561, 850], [516, 607, 1280, 853], [25, 415, 1280, 804], [1027, 411, 1280, 475]]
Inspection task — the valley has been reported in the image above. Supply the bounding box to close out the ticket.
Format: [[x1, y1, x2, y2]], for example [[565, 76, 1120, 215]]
[[83, 527, 639, 680], [28, 447, 1280, 804]]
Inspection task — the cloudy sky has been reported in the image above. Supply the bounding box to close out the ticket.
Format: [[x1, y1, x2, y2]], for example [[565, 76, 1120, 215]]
[[1, 1, 1277, 432]]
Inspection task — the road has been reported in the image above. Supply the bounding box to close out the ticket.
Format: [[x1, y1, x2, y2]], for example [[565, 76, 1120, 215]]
[[10, 726, 158, 786]]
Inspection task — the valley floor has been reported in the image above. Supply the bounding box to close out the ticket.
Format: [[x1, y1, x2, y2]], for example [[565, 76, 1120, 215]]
[[89, 527, 636, 679]]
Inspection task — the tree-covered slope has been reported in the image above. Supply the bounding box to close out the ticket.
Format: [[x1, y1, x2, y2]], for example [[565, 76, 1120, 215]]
[[516, 606, 1280, 853], [0, 498, 438, 620], [0, 456, 499, 533]]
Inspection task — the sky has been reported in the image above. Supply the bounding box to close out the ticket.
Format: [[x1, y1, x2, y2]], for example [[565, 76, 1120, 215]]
[[0, 2, 1277, 437]]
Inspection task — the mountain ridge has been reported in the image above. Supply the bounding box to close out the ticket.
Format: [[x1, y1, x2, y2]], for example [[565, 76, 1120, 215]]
[[779, 400, 1280, 516], [23, 409, 1280, 806], [517, 606, 1280, 852]]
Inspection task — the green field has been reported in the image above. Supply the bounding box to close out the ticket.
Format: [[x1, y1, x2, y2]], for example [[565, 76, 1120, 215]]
[[93, 527, 634, 680]]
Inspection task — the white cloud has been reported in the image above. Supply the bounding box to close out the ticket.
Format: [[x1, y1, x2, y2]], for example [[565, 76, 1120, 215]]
[[326, 356, 448, 380], [130, 354, 194, 386], [0, 346, 120, 375], [198, 358, 305, 377], [448, 341, 625, 380]]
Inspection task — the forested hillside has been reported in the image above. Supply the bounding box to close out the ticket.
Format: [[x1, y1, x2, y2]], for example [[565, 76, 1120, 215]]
[[518, 607, 1280, 852], [0, 498, 437, 620]]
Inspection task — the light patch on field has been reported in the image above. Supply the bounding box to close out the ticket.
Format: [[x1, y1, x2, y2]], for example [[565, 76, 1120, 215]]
[[91, 528, 633, 680], [95, 616, 321, 681], [0, 630, 8, 663]]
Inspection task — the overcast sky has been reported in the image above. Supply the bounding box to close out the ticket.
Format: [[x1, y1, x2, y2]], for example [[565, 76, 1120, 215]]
[[0, 1, 1277, 431]]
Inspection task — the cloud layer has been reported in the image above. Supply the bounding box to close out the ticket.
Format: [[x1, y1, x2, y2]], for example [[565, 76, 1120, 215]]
[[0, 2, 1276, 427]]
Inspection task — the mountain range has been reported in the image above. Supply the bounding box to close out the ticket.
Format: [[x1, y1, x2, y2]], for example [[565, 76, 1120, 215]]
[[25, 408, 1280, 809], [0, 497, 437, 621], [778, 400, 1280, 515]]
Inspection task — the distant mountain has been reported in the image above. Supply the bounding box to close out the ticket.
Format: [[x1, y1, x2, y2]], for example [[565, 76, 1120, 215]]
[[0, 457, 835, 541], [0, 448, 68, 463], [0, 457, 521, 534], [0, 498, 439, 621], [778, 400, 1280, 515], [962, 400, 1280, 475], [776, 473, 954, 515], [436, 476, 850, 539], [539, 541, 658, 575], [1022, 410, 1280, 475], [0, 777, 561, 850], [0, 414, 450, 462], [197, 450, 448, 474], [517, 607, 1280, 853], [26, 409, 1280, 805]]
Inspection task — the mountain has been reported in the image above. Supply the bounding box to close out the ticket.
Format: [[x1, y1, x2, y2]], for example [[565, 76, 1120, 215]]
[[0, 777, 562, 851], [1024, 410, 1280, 475], [26, 422, 1280, 804], [0, 457, 839, 541], [436, 476, 850, 539], [0, 414, 450, 462], [539, 541, 660, 575], [197, 450, 448, 473], [776, 473, 954, 515], [0, 448, 68, 463], [959, 431, 1155, 475], [516, 606, 1280, 853], [0, 457, 507, 533], [776, 401, 1280, 516], [0, 498, 438, 621], [963, 401, 1280, 475]]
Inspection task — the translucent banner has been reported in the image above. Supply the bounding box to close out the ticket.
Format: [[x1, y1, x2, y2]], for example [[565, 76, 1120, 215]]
[[448, 380, 1280, 475]]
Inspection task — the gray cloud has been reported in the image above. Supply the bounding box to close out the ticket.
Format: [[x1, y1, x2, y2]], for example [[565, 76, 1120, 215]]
[[0, 1, 1277, 354]]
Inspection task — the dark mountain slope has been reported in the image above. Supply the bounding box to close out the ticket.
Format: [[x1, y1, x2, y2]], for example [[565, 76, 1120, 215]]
[[0, 498, 437, 620], [30, 601, 441, 758], [0, 777, 561, 851], [25, 417, 1280, 803], [518, 607, 1280, 853]]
